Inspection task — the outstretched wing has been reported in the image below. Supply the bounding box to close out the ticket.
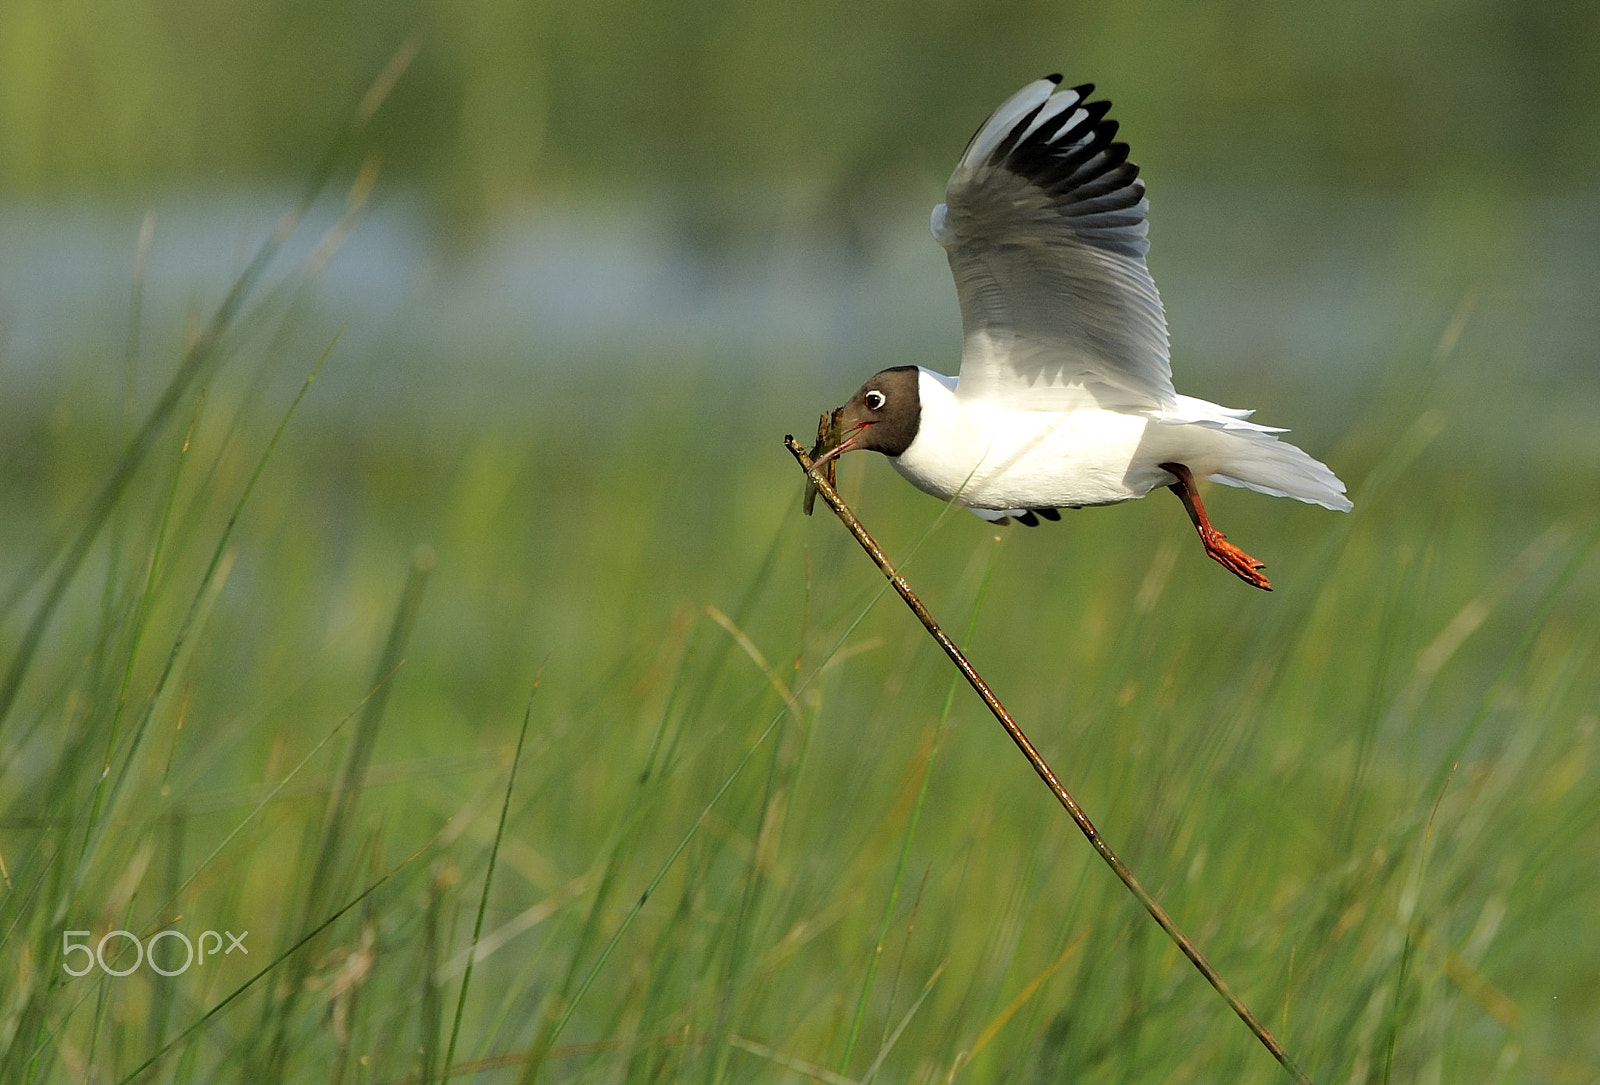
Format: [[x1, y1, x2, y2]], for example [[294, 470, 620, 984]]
[[931, 77, 1175, 411]]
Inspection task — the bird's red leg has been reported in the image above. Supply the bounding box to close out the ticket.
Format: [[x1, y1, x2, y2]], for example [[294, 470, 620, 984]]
[[1158, 462, 1272, 591]]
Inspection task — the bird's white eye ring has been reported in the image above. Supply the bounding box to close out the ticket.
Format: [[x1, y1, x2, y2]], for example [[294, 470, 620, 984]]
[[865, 390, 886, 410]]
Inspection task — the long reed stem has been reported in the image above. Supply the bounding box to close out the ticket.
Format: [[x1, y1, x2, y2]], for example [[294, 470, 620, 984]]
[[785, 434, 1312, 1085]]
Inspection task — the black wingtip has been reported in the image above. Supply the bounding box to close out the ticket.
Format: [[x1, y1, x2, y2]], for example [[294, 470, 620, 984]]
[[1044, 73, 1063, 85], [984, 78, 1147, 259]]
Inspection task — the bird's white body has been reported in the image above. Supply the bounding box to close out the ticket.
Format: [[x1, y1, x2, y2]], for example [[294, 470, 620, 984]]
[[892, 368, 1350, 520], [815, 75, 1349, 583]]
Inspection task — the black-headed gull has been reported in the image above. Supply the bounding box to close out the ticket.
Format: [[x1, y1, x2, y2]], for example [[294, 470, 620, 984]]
[[810, 75, 1351, 590]]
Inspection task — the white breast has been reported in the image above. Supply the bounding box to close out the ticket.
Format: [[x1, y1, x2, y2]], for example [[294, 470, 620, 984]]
[[890, 368, 1157, 510]]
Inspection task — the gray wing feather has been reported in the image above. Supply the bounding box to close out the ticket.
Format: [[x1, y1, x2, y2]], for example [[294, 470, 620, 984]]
[[932, 78, 1175, 411]]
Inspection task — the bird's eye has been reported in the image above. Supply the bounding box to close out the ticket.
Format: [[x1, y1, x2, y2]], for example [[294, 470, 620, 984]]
[[865, 390, 887, 411]]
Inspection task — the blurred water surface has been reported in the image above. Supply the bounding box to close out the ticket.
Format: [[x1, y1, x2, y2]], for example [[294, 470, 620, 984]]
[[2, 183, 1596, 441]]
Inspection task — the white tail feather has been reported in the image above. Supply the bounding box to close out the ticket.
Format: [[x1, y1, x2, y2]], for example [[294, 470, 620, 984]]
[[1206, 427, 1352, 511]]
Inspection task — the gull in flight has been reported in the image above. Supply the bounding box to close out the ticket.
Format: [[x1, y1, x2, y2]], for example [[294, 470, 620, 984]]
[[810, 75, 1351, 590]]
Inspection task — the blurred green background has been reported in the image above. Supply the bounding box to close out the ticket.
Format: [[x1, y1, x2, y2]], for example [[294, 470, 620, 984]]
[[5, 0, 1600, 201], [2, 2, 1599, 1083]]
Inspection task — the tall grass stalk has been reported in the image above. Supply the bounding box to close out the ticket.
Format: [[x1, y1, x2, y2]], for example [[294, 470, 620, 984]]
[[258, 546, 433, 1080], [81, 336, 339, 885], [444, 673, 540, 1078]]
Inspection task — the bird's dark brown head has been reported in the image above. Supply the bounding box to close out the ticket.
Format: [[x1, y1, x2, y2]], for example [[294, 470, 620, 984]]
[[813, 366, 922, 467]]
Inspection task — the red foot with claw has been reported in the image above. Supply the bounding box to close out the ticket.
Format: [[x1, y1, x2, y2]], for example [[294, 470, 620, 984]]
[[1159, 461, 1272, 591]]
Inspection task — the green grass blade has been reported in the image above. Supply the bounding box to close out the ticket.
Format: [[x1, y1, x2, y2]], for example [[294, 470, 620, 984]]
[[444, 671, 542, 1077]]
